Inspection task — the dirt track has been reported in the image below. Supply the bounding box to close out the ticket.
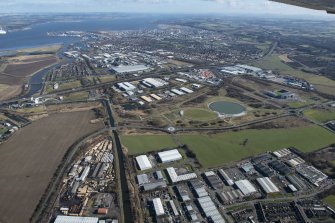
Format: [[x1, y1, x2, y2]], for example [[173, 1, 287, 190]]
[[0, 111, 104, 223]]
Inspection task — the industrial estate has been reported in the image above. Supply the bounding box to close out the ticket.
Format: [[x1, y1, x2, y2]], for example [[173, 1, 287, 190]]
[[0, 10, 335, 223]]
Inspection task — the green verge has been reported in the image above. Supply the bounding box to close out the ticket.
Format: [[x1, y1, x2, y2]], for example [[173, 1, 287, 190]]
[[304, 109, 335, 123], [120, 135, 177, 155], [324, 195, 335, 209]]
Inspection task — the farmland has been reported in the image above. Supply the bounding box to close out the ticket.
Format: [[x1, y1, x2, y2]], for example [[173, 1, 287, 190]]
[[121, 125, 335, 168], [0, 110, 104, 223]]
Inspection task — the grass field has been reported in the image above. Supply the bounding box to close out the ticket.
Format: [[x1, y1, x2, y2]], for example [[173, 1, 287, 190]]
[[0, 111, 104, 223], [121, 125, 335, 168], [183, 108, 217, 121], [324, 195, 335, 209], [304, 109, 335, 123], [253, 55, 335, 95], [121, 134, 177, 155], [64, 91, 89, 101]]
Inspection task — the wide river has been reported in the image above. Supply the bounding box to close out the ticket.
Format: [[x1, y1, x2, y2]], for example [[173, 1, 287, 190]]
[[0, 16, 159, 51]]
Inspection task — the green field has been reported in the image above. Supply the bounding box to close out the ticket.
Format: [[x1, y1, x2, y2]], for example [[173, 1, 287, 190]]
[[304, 109, 335, 123], [324, 195, 335, 209], [64, 92, 89, 101], [184, 108, 217, 121], [253, 55, 335, 95], [121, 125, 335, 167], [121, 134, 177, 155]]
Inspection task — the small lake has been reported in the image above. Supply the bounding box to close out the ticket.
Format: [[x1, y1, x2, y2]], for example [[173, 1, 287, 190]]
[[209, 101, 246, 117]]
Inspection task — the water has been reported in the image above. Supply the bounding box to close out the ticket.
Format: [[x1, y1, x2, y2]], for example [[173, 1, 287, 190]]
[[0, 17, 157, 51], [209, 101, 246, 116], [0, 16, 159, 97]]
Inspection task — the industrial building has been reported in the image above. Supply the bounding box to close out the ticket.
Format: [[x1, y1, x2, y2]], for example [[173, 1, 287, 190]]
[[78, 166, 90, 182], [135, 155, 152, 170], [269, 160, 291, 175], [273, 148, 291, 158], [264, 89, 296, 99], [158, 149, 182, 163], [218, 169, 234, 186], [180, 87, 194, 94], [54, 216, 99, 223], [286, 175, 307, 190], [204, 171, 223, 190], [150, 94, 162, 101], [142, 181, 167, 191], [141, 78, 168, 88], [287, 157, 305, 167], [218, 189, 244, 204], [111, 64, 149, 74], [140, 96, 153, 103], [254, 163, 275, 177], [152, 198, 165, 216], [234, 180, 257, 196], [170, 88, 185, 96], [116, 82, 136, 92], [175, 185, 191, 202], [296, 165, 328, 187], [137, 174, 150, 185], [197, 196, 226, 223], [166, 167, 197, 183], [256, 177, 280, 194]]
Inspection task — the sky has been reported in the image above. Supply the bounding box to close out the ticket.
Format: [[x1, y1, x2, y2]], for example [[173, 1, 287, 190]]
[[0, 0, 332, 17]]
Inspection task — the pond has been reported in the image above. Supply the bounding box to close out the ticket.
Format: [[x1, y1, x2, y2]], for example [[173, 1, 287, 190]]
[[208, 101, 246, 117]]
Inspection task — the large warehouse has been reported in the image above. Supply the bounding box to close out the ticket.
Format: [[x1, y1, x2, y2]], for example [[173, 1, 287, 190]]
[[111, 64, 150, 74], [135, 155, 152, 170], [158, 149, 182, 163], [234, 180, 257, 196], [197, 196, 226, 223], [256, 177, 280, 194], [141, 78, 168, 88], [152, 198, 165, 216], [166, 167, 197, 183], [54, 216, 99, 223]]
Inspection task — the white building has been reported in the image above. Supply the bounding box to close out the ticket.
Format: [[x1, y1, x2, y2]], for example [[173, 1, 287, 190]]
[[54, 216, 99, 223], [111, 64, 149, 74], [158, 149, 182, 163], [141, 78, 168, 88], [235, 180, 257, 196], [152, 198, 165, 216], [256, 177, 280, 194], [166, 167, 197, 183], [78, 166, 90, 182], [135, 155, 152, 170]]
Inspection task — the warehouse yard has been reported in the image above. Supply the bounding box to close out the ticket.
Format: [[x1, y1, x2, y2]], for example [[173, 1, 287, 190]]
[[0, 110, 104, 223]]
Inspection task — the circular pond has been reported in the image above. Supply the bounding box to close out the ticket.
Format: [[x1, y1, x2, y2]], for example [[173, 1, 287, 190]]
[[208, 101, 246, 117]]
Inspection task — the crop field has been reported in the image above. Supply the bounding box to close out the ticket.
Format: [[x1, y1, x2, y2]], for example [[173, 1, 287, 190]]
[[0, 110, 104, 223], [121, 125, 335, 168], [253, 55, 335, 95], [304, 109, 335, 123]]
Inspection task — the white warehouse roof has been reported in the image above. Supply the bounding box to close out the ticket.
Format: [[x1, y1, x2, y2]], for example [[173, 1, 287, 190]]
[[256, 177, 280, 194], [235, 180, 257, 196], [112, 64, 149, 73], [54, 216, 99, 223], [166, 167, 197, 183], [158, 149, 182, 163], [152, 198, 165, 216], [135, 155, 152, 170]]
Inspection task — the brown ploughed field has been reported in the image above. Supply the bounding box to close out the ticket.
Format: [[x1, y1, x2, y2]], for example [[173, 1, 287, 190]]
[[0, 111, 104, 223]]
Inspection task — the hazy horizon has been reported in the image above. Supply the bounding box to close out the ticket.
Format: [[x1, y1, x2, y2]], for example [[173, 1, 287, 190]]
[[0, 0, 333, 19]]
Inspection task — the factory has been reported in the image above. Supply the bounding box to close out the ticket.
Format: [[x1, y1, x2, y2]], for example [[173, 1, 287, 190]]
[[218, 189, 244, 204], [137, 174, 150, 185], [54, 216, 99, 223], [166, 167, 197, 183], [175, 185, 191, 202], [141, 78, 168, 88], [296, 165, 328, 187], [180, 87, 194, 94], [170, 88, 185, 96], [234, 180, 257, 196], [197, 196, 226, 223], [264, 89, 296, 100], [111, 64, 150, 74], [115, 82, 136, 92], [269, 160, 291, 175], [256, 177, 280, 194], [158, 149, 182, 163], [135, 155, 152, 170], [152, 198, 165, 216], [218, 169, 234, 186], [287, 157, 305, 167], [273, 148, 291, 158], [204, 171, 223, 190], [190, 180, 209, 198]]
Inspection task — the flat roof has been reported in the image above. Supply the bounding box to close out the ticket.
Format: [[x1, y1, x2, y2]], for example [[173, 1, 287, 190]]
[[235, 180, 257, 196], [256, 177, 280, 194], [135, 155, 152, 170], [112, 64, 149, 73], [152, 198, 165, 216], [54, 216, 99, 223], [158, 149, 182, 163]]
